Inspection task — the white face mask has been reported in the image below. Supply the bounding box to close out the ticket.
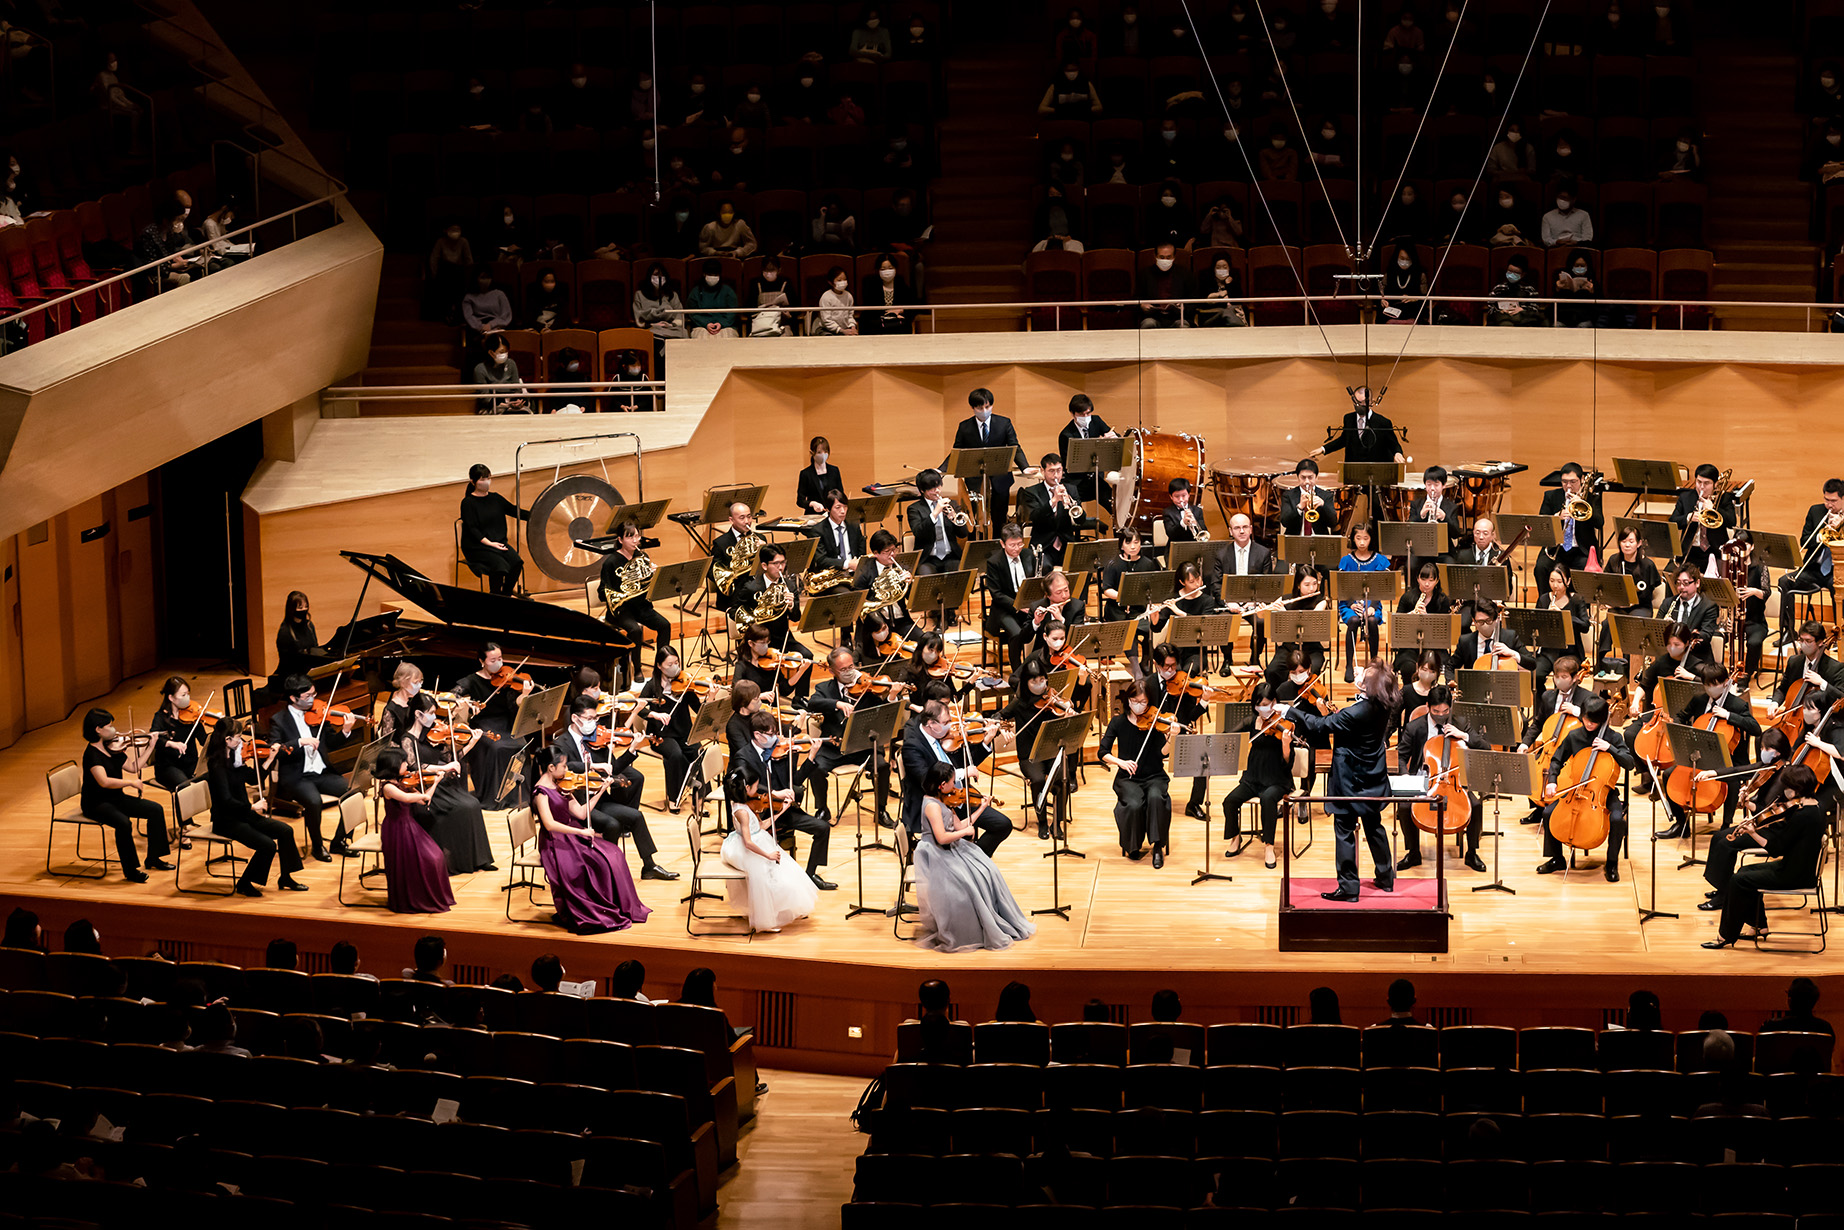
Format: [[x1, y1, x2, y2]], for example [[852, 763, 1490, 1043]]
[[921, 649, 938, 664], [406, 682, 421, 696], [1155, 257, 1174, 271], [800, 77, 814, 88], [689, 83, 705, 94], [814, 451, 828, 464], [1762, 748, 1780, 763], [1398, 257, 1412, 269], [1256, 703, 1274, 717], [1321, 128, 1336, 141], [1074, 414, 1091, 429], [1128, 700, 1148, 715], [575, 716, 597, 734], [1029, 678, 1048, 694], [833, 279, 848, 291], [1290, 671, 1309, 685], [662, 662, 681, 679], [880, 268, 896, 282], [747, 93, 762, 103], [491, 351, 508, 364], [704, 274, 720, 286]]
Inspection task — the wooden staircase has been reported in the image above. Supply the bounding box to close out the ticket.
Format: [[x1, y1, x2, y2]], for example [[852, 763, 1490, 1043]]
[[351, 252, 471, 414], [926, 34, 1046, 332], [1698, 42, 1822, 330]]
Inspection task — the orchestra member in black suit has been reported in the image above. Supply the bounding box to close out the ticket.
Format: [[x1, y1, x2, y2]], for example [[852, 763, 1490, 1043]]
[[1394, 686, 1488, 872], [1657, 660, 1762, 841], [1773, 621, 1844, 709], [1282, 659, 1401, 900], [1728, 531, 1774, 682], [270, 589, 330, 697], [1278, 458, 1335, 538], [1534, 696, 1642, 882], [80, 707, 173, 883], [1016, 454, 1090, 562], [805, 489, 865, 589], [1024, 569, 1088, 654], [268, 673, 360, 861], [906, 468, 971, 575], [946, 387, 1033, 531], [1779, 478, 1843, 645], [551, 695, 675, 881], [1308, 385, 1405, 465], [900, 697, 1011, 856], [796, 435, 845, 514], [737, 712, 835, 889], [802, 646, 896, 828], [1519, 655, 1595, 753], [1408, 465, 1464, 559], [1702, 765, 1828, 949], [854, 530, 916, 639], [1695, 728, 1794, 909], [1058, 392, 1116, 506], [731, 543, 814, 699], [1658, 562, 1722, 665], [1452, 600, 1535, 679], [1212, 512, 1273, 666], [1161, 477, 1209, 551], [985, 522, 1045, 670], [1535, 462, 1602, 590], [1450, 517, 1513, 622], [709, 502, 759, 614], [1669, 462, 1733, 576]]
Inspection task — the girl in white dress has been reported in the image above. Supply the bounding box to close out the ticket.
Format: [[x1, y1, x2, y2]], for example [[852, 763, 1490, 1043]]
[[720, 764, 818, 932], [913, 762, 1036, 953]]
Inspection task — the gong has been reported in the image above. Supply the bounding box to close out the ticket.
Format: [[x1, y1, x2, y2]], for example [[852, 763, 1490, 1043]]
[[525, 474, 627, 584]]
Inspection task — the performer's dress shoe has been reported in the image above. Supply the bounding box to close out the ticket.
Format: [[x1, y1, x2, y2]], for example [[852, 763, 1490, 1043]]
[[1464, 852, 1488, 873], [1373, 879, 1394, 893], [641, 865, 680, 881], [1184, 803, 1205, 820], [1151, 848, 1164, 869], [1321, 889, 1359, 902], [1037, 819, 1050, 840], [1603, 864, 1621, 883], [1702, 937, 1737, 949], [329, 837, 352, 858], [1536, 856, 1566, 874], [878, 812, 897, 830], [311, 847, 332, 863], [146, 859, 174, 872], [235, 882, 262, 898], [808, 873, 837, 890], [1396, 854, 1422, 871], [279, 877, 308, 891], [1697, 899, 1723, 911], [124, 869, 149, 883], [1659, 821, 1688, 840]]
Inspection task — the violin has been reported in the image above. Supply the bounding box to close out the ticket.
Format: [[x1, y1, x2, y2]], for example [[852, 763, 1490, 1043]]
[[767, 734, 824, 759], [941, 782, 985, 810], [405, 768, 455, 788], [1253, 709, 1295, 755], [667, 674, 714, 696], [1050, 646, 1088, 675], [303, 697, 366, 728], [845, 672, 903, 698], [587, 726, 648, 751], [559, 769, 608, 793], [1724, 797, 1801, 842], [594, 691, 641, 716], [940, 716, 1003, 752], [172, 702, 223, 731], [1131, 709, 1189, 734], [1033, 690, 1077, 714], [925, 657, 978, 680], [1164, 670, 1236, 702], [488, 663, 535, 691], [755, 649, 812, 682], [104, 729, 154, 750], [428, 719, 475, 743]]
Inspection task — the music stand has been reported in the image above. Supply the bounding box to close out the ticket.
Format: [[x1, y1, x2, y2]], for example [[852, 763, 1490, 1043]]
[[608, 499, 671, 533], [910, 569, 976, 634], [1751, 529, 1804, 574], [1503, 607, 1570, 665], [1574, 572, 1639, 673], [1167, 539, 1216, 578], [1380, 520, 1443, 563], [647, 557, 712, 657], [1610, 615, 1675, 683], [1394, 612, 1461, 664], [1664, 722, 1732, 870], [958, 537, 1001, 575], [701, 484, 768, 527], [1454, 673, 1533, 716], [1172, 732, 1246, 885], [1440, 564, 1511, 613], [1339, 461, 1406, 528], [846, 494, 895, 525], [1219, 577, 1288, 635], [502, 683, 569, 809], [1658, 676, 1702, 722], [347, 734, 393, 797], [1264, 608, 1336, 655], [1279, 535, 1337, 573], [893, 550, 923, 577], [1452, 701, 1523, 749], [1063, 537, 1121, 580], [1461, 747, 1534, 894], [1069, 619, 1138, 663], [776, 536, 818, 577], [1067, 436, 1133, 517], [1613, 516, 1679, 562], [1029, 710, 1095, 922], [1119, 570, 1178, 610], [1015, 575, 1050, 613], [685, 692, 734, 839], [799, 589, 868, 649], [840, 699, 906, 919], [1611, 457, 1684, 520], [946, 446, 1025, 540], [1168, 614, 1241, 659], [1497, 514, 1562, 554]]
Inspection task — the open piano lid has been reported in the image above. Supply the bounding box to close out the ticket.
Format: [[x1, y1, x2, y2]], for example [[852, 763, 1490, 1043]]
[[340, 551, 623, 647]]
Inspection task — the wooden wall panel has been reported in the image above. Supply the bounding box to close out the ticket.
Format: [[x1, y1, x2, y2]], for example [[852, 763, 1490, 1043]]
[[114, 477, 158, 680], [0, 537, 20, 747]]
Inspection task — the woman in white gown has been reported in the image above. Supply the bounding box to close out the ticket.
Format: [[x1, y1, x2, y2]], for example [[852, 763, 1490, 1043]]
[[720, 764, 818, 932], [914, 762, 1036, 953]]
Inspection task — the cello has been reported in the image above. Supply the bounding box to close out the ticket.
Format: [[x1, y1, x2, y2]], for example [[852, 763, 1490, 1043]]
[[1548, 735, 1622, 851], [1790, 695, 1844, 779], [1766, 632, 1833, 745], [1412, 723, 1472, 835], [1663, 669, 1746, 815], [1526, 698, 1585, 806]]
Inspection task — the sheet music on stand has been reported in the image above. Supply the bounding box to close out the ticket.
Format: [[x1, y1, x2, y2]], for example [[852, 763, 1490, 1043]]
[[945, 446, 1024, 538], [1452, 703, 1523, 749], [1611, 457, 1685, 499], [1697, 576, 1740, 609], [1167, 539, 1216, 577], [1496, 514, 1562, 552], [799, 589, 868, 637], [1392, 612, 1460, 658], [1172, 732, 1248, 885], [1380, 520, 1443, 562], [909, 570, 976, 622], [1658, 676, 1703, 720], [846, 494, 896, 524], [701, 485, 769, 525], [1118, 569, 1178, 609], [1168, 614, 1241, 654], [1278, 535, 1338, 572], [1439, 564, 1511, 605], [1063, 536, 1120, 577], [1065, 436, 1133, 487], [1609, 613, 1674, 661], [1454, 670, 1533, 711], [1219, 574, 1288, 612], [648, 558, 712, 616], [512, 683, 570, 741], [347, 734, 393, 796], [777, 536, 818, 575], [1212, 701, 1255, 733], [1329, 569, 1402, 607], [1612, 516, 1679, 562], [1461, 748, 1534, 798], [1264, 608, 1336, 648], [1068, 619, 1137, 661], [1502, 607, 1570, 657], [842, 701, 905, 756], [687, 690, 734, 748]]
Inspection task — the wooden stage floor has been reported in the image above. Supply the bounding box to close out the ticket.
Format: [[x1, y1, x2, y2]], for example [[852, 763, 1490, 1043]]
[[2, 665, 1835, 1070]]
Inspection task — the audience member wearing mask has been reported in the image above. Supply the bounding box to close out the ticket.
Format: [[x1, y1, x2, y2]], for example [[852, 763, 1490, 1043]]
[[698, 200, 758, 258], [611, 351, 656, 412], [1259, 131, 1299, 182], [634, 262, 688, 342], [850, 10, 893, 61], [859, 254, 916, 335], [1487, 125, 1536, 182], [1136, 243, 1193, 329], [471, 337, 530, 414], [685, 259, 740, 340], [1555, 254, 1598, 329], [1540, 189, 1594, 248], [1143, 181, 1193, 250], [1198, 256, 1247, 328], [1039, 61, 1102, 120], [461, 267, 513, 335], [747, 257, 795, 338], [1485, 257, 1543, 328], [526, 269, 571, 332], [427, 221, 473, 323], [1379, 244, 1426, 325], [817, 265, 858, 335]]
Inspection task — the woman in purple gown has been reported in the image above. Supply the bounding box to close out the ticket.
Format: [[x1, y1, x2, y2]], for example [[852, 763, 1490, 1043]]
[[376, 748, 454, 915], [532, 748, 652, 934]]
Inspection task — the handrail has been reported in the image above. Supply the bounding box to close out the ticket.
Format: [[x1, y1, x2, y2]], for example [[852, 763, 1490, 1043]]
[[0, 189, 347, 329], [323, 380, 666, 405]]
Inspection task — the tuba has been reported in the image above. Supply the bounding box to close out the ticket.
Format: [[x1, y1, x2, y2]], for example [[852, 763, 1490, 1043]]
[[864, 563, 913, 614], [711, 528, 765, 595], [606, 552, 656, 606]]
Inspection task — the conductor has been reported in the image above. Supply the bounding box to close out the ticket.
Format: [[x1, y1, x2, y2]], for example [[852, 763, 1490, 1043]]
[[1280, 658, 1399, 901], [1309, 386, 1406, 466]]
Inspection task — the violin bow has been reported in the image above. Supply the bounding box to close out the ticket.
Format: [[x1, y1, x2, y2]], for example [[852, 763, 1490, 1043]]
[[180, 688, 218, 747]]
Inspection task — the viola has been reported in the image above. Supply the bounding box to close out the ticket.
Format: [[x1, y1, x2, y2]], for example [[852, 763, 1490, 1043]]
[[940, 716, 1002, 752], [594, 692, 641, 715], [1253, 710, 1295, 755], [1768, 642, 1833, 743], [303, 698, 366, 728], [1131, 708, 1188, 734], [1549, 736, 1622, 851], [667, 674, 714, 696], [428, 719, 475, 743], [1164, 670, 1235, 702], [767, 734, 822, 759], [1050, 647, 1088, 674], [559, 769, 607, 793], [845, 672, 903, 697]]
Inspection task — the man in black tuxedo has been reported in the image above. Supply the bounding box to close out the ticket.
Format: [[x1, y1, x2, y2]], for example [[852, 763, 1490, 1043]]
[[1016, 454, 1089, 562], [1534, 696, 1642, 882], [1160, 477, 1209, 551], [1773, 621, 1844, 709], [1309, 385, 1405, 466], [1668, 462, 1733, 575], [905, 468, 970, 575], [549, 695, 677, 880], [1450, 517, 1514, 622], [708, 501, 758, 614], [802, 646, 896, 827], [1779, 478, 1843, 644], [1452, 600, 1535, 679], [730, 543, 814, 697], [1535, 462, 1603, 591], [1058, 392, 1116, 506], [853, 529, 916, 636], [1657, 563, 1722, 664], [1212, 512, 1273, 665], [984, 522, 1045, 670], [1394, 686, 1488, 872], [805, 490, 865, 588], [268, 674, 357, 861], [945, 387, 1033, 531], [736, 711, 835, 889], [1407, 465, 1464, 557], [900, 697, 1011, 856], [1277, 458, 1338, 538], [1023, 569, 1087, 651]]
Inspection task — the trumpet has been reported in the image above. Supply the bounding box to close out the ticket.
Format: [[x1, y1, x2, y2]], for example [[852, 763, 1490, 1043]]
[[1302, 489, 1321, 524], [1181, 506, 1210, 541], [1564, 494, 1593, 521], [937, 496, 970, 529]]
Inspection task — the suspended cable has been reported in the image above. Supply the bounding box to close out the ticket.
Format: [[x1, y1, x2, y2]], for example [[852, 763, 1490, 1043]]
[[1363, 0, 1474, 261], [1249, 0, 1355, 260]]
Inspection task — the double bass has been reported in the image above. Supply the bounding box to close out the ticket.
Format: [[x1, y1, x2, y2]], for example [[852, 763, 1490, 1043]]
[[1548, 736, 1622, 851], [1412, 724, 1472, 835]]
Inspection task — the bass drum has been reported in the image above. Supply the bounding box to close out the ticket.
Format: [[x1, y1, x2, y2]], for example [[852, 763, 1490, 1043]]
[[1120, 429, 1207, 534], [1210, 456, 1294, 544]]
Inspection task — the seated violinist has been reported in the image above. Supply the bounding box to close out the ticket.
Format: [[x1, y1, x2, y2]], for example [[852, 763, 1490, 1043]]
[[900, 697, 1011, 857], [1702, 764, 1827, 949], [549, 695, 676, 882], [268, 674, 358, 862], [1535, 695, 1640, 883], [999, 656, 1079, 840], [1028, 621, 1094, 711], [1695, 727, 1795, 911], [1222, 682, 1294, 869], [1100, 679, 1175, 867], [802, 646, 899, 828], [736, 711, 835, 890], [736, 622, 809, 706], [1394, 685, 1488, 873]]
